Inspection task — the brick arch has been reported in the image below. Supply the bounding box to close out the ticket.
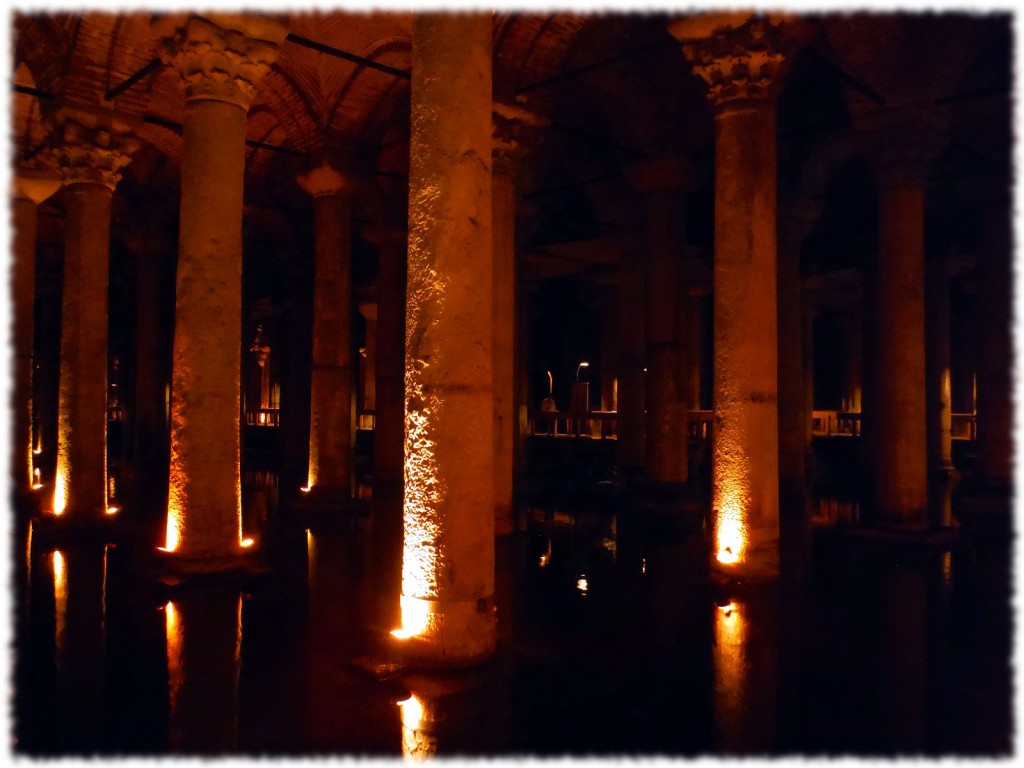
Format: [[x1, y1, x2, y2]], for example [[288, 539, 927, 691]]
[[324, 35, 411, 138]]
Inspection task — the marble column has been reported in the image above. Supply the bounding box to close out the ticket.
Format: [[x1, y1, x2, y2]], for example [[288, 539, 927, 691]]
[[366, 228, 407, 485], [492, 102, 547, 535], [777, 198, 820, 503], [626, 158, 692, 484], [392, 12, 495, 665], [672, 14, 809, 579], [50, 107, 136, 521], [156, 14, 286, 566], [616, 245, 646, 475], [925, 257, 955, 474], [975, 198, 1012, 489], [360, 302, 378, 417], [11, 165, 61, 499], [859, 105, 946, 530], [297, 162, 356, 504]]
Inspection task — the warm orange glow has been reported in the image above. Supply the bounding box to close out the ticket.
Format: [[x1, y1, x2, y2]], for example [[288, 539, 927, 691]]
[[165, 601, 182, 709], [53, 467, 68, 516], [240, 538, 254, 548], [53, 551, 67, 648], [576, 575, 589, 594], [538, 539, 552, 568], [398, 695, 424, 730], [106, 506, 119, 516], [300, 485, 312, 494], [391, 594, 431, 640], [713, 599, 747, 739], [714, 482, 748, 566], [162, 504, 183, 552]]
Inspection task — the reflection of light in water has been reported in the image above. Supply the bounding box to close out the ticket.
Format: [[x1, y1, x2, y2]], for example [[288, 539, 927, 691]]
[[714, 600, 747, 740], [398, 694, 436, 760], [53, 551, 67, 653], [641, 558, 646, 575], [165, 602, 183, 710], [577, 575, 589, 594], [942, 552, 952, 584], [26, 522, 33, 583]]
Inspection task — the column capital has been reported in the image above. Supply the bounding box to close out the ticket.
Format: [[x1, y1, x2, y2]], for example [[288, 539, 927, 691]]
[[670, 13, 812, 110], [492, 101, 549, 177], [855, 104, 949, 187], [624, 156, 697, 194], [12, 162, 62, 204], [297, 161, 360, 199], [50, 105, 138, 191], [155, 13, 288, 110]]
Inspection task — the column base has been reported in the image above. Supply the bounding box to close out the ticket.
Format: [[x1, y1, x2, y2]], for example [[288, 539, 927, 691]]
[[837, 524, 959, 555], [154, 545, 264, 583], [29, 510, 120, 548], [390, 594, 497, 669], [292, 486, 370, 518]]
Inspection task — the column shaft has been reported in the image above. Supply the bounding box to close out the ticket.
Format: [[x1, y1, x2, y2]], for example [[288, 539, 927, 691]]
[[306, 193, 353, 497], [711, 100, 781, 577], [12, 196, 40, 494], [166, 98, 247, 558], [375, 235, 406, 484], [644, 192, 686, 483], [492, 167, 516, 534], [873, 183, 928, 528], [54, 183, 113, 519], [777, 223, 807, 502], [616, 248, 646, 474], [925, 263, 954, 472], [395, 12, 495, 665]]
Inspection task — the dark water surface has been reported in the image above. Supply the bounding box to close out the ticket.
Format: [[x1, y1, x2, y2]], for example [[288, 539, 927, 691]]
[[10, 473, 1013, 757]]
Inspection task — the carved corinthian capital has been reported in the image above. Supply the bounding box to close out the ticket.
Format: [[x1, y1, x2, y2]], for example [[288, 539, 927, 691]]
[[670, 13, 812, 109], [50, 105, 138, 191], [155, 14, 288, 110]]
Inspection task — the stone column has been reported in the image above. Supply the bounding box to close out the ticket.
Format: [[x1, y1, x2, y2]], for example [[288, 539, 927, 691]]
[[360, 302, 378, 416], [296, 162, 356, 504], [626, 158, 692, 485], [777, 197, 820, 503], [616, 245, 646, 475], [975, 197, 1012, 489], [366, 228, 407, 485], [392, 12, 495, 666], [50, 107, 136, 521], [801, 294, 817, 468], [11, 165, 61, 500], [925, 257, 955, 474], [672, 14, 808, 579], [859, 105, 945, 530], [156, 14, 286, 565], [492, 102, 547, 535]]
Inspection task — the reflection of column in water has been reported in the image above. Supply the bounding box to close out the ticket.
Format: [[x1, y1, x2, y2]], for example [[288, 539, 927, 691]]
[[165, 589, 242, 752], [52, 545, 106, 750], [398, 693, 437, 760], [713, 595, 778, 753], [869, 555, 929, 752]]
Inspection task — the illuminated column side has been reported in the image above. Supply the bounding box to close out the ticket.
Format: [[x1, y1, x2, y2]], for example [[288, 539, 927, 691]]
[[394, 12, 496, 665], [492, 102, 548, 535], [50, 107, 136, 520], [296, 162, 356, 503], [366, 228, 408, 485], [672, 14, 810, 578], [156, 14, 286, 564], [626, 157, 693, 484], [11, 166, 61, 498], [859, 105, 946, 530]]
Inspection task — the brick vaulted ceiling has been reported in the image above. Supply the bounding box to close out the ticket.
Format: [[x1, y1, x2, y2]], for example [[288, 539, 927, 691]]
[[9, 10, 1013, 281]]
